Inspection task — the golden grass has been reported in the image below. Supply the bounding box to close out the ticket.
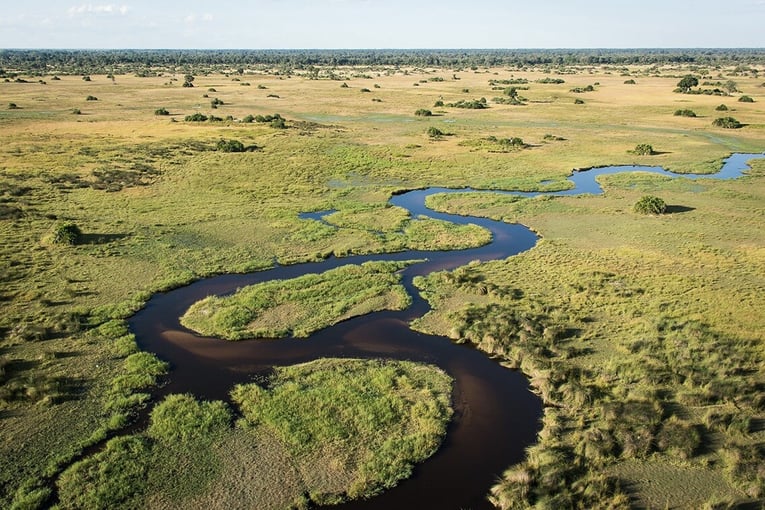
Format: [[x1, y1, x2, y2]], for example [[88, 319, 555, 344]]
[[1, 61, 764, 508]]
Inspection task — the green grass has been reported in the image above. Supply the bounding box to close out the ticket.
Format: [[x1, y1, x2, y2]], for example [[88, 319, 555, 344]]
[[0, 62, 764, 508], [181, 260, 417, 339], [54, 359, 452, 509], [232, 358, 453, 500], [412, 158, 765, 508]]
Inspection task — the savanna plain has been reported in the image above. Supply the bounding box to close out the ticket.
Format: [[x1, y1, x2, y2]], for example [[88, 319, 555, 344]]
[[1, 50, 765, 509]]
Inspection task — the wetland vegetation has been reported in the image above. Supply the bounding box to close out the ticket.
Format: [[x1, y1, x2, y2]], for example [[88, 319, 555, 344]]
[[1, 49, 765, 509]]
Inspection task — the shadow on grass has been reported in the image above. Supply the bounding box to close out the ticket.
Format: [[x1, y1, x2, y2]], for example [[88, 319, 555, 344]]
[[79, 233, 129, 245], [665, 205, 696, 214]]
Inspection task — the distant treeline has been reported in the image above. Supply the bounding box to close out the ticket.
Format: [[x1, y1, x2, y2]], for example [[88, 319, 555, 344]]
[[2, 48, 765, 75]]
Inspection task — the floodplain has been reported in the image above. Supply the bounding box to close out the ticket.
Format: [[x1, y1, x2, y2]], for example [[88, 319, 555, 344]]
[[1, 50, 765, 509]]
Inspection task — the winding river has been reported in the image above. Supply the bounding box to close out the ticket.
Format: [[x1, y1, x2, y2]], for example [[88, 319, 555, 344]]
[[129, 153, 764, 510]]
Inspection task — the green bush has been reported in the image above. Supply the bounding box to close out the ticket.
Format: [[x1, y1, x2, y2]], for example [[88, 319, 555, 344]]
[[8, 102, 19, 109], [427, 126, 445, 138], [715, 103, 729, 111], [632, 143, 655, 155], [154, 107, 169, 116], [184, 112, 207, 122], [712, 116, 742, 129], [216, 139, 245, 152], [674, 109, 696, 117], [86, 95, 98, 101], [738, 95, 754, 103], [433, 100, 444, 107], [634, 195, 667, 215], [50, 223, 82, 245], [574, 98, 584, 104], [414, 109, 432, 117], [623, 79, 636, 84]]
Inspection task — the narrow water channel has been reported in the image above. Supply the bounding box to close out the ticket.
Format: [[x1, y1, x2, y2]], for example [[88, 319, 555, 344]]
[[129, 153, 764, 510]]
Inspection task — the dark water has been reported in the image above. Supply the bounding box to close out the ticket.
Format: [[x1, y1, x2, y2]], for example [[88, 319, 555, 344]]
[[129, 153, 764, 510]]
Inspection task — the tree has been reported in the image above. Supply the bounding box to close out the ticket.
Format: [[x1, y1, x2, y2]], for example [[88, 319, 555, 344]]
[[712, 117, 742, 128], [183, 74, 194, 87], [216, 139, 246, 152], [51, 223, 82, 245], [427, 126, 445, 138], [634, 195, 666, 215], [676, 75, 698, 93], [632, 144, 655, 155]]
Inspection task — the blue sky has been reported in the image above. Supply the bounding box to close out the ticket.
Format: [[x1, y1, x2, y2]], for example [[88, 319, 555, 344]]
[[1, 1, 764, 49]]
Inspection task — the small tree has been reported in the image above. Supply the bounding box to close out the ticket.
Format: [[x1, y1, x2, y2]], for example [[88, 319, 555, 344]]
[[182, 74, 194, 88], [51, 223, 82, 245], [634, 195, 666, 215], [632, 143, 655, 155], [676, 75, 698, 93], [216, 139, 246, 153], [712, 117, 742, 129], [427, 126, 445, 138]]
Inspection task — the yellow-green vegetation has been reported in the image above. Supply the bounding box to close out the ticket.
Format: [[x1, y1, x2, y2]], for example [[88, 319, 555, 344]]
[[1, 52, 764, 509], [412, 157, 765, 508], [55, 359, 452, 509], [180, 261, 416, 339]]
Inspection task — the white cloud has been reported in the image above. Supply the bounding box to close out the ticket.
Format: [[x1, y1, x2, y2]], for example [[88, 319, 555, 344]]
[[67, 4, 129, 17]]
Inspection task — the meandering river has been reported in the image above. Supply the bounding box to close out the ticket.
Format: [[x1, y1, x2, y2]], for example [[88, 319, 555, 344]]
[[129, 153, 764, 510]]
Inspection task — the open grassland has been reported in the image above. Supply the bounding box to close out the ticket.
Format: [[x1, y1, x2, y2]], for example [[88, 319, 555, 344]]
[[54, 358, 452, 510], [180, 260, 417, 339], [1, 59, 764, 508], [413, 159, 765, 508]]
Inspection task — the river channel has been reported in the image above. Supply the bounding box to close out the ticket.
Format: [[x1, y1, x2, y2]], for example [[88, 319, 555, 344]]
[[129, 153, 764, 510]]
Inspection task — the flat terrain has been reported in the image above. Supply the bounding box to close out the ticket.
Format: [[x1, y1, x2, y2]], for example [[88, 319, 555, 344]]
[[1, 58, 764, 508]]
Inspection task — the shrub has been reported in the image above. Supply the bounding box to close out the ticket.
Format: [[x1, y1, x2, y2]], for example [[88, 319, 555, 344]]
[[415, 109, 432, 117], [427, 126, 445, 138], [340, 82, 349, 88], [184, 113, 207, 122], [574, 98, 584, 104], [738, 95, 754, 103], [712, 117, 742, 129], [257, 84, 267, 89], [208, 87, 216, 92], [210, 97, 224, 107], [676, 74, 698, 92], [433, 100, 444, 107], [674, 109, 696, 117], [86, 95, 98, 101], [72, 108, 81, 115], [715, 104, 729, 111], [242, 114, 254, 123], [154, 107, 169, 116], [634, 195, 666, 215], [8, 102, 18, 109], [216, 139, 245, 152], [82, 75, 91, 82], [624, 79, 636, 84], [359, 88, 371, 93], [50, 223, 82, 245], [632, 143, 655, 155]]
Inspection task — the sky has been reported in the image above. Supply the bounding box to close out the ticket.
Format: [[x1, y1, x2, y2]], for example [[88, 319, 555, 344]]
[[0, 1, 764, 50]]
